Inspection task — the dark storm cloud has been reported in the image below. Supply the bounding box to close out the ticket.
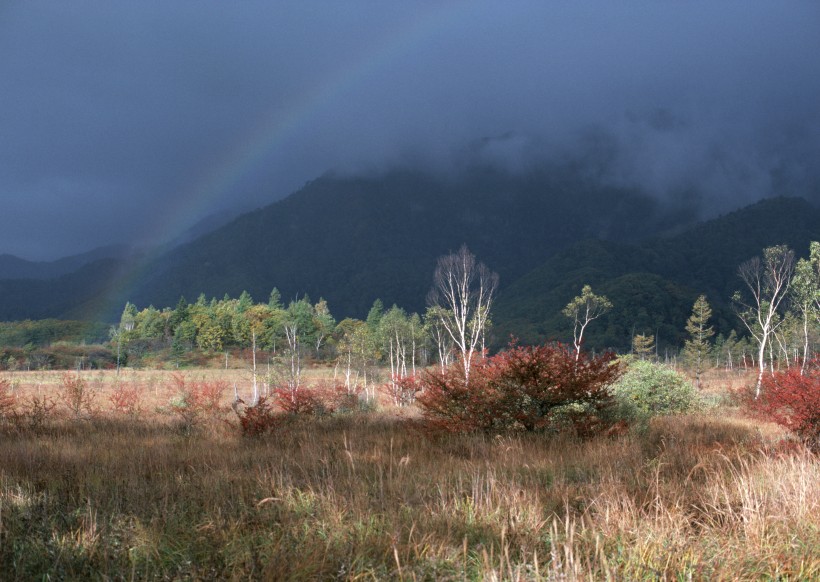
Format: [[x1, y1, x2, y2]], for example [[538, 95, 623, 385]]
[[2, 1, 819, 258]]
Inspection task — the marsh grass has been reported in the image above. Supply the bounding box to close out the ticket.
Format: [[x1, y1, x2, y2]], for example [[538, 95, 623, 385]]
[[0, 370, 817, 580]]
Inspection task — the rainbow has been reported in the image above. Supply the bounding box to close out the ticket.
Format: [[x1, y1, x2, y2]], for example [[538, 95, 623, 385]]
[[96, 2, 471, 319]]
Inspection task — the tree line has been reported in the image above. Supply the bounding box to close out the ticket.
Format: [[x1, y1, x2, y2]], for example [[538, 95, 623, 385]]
[[2, 242, 819, 389]]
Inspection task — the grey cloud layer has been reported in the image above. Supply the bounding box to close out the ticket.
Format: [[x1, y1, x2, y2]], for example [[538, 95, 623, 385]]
[[2, 1, 818, 258]]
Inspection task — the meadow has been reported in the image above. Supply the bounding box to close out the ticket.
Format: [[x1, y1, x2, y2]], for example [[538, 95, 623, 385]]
[[0, 367, 817, 580]]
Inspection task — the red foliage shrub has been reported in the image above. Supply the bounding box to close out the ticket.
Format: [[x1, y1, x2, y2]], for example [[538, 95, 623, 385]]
[[234, 396, 280, 437], [274, 385, 334, 417], [416, 342, 622, 435], [381, 375, 420, 407], [195, 380, 229, 415], [108, 382, 143, 417], [0, 377, 16, 421], [168, 374, 228, 431], [60, 372, 97, 418], [749, 365, 820, 450], [415, 364, 499, 432]]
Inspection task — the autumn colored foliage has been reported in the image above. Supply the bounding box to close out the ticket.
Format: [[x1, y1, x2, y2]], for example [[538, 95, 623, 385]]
[[416, 342, 621, 434], [749, 365, 820, 449], [234, 396, 280, 437], [108, 382, 143, 418], [0, 377, 16, 421]]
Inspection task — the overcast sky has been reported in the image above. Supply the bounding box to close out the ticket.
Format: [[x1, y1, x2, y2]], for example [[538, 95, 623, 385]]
[[2, 1, 819, 259]]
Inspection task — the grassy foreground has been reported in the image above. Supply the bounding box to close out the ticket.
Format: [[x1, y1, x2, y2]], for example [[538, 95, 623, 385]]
[[0, 371, 818, 580]]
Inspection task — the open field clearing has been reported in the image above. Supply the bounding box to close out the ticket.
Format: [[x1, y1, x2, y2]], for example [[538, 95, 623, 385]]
[[0, 368, 817, 580]]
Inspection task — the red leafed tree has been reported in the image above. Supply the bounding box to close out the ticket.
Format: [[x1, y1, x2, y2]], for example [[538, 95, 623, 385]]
[[751, 365, 820, 449], [417, 341, 621, 434]]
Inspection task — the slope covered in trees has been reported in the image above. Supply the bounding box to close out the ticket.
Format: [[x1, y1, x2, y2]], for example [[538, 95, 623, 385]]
[[493, 197, 820, 351], [0, 244, 130, 281], [0, 258, 133, 321], [127, 167, 691, 318]]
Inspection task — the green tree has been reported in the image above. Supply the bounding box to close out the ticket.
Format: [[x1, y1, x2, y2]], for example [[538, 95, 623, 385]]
[[562, 285, 612, 361], [791, 242, 820, 373], [268, 288, 283, 310], [632, 333, 655, 360], [312, 298, 336, 356], [683, 295, 714, 389], [366, 299, 384, 332], [169, 296, 190, 331]]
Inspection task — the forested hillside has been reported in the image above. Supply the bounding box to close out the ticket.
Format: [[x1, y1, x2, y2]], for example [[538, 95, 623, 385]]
[[0, 167, 817, 347], [494, 197, 820, 350], [128, 167, 691, 317], [0, 258, 132, 321]]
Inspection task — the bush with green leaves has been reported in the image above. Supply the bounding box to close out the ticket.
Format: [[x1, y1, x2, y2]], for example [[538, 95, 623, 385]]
[[610, 358, 699, 426]]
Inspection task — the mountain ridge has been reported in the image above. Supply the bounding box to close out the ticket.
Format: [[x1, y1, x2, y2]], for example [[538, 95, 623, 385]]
[[493, 196, 820, 350]]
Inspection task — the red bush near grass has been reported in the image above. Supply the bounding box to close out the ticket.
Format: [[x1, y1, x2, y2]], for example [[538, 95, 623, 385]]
[[233, 396, 280, 437], [273, 382, 350, 416], [0, 378, 16, 421], [108, 383, 143, 418], [416, 342, 621, 434], [750, 365, 820, 450], [60, 372, 97, 418]]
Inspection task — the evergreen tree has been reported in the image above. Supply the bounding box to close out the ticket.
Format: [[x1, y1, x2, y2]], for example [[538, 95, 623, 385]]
[[366, 299, 384, 332], [237, 290, 253, 313], [632, 333, 655, 360], [683, 294, 714, 388], [169, 296, 189, 330], [268, 288, 283, 310]]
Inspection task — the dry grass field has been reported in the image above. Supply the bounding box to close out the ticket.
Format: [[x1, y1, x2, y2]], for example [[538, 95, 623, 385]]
[[0, 367, 817, 580]]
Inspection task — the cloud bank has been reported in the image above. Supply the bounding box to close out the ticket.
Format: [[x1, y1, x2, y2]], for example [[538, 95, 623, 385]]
[[1, 1, 818, 258]]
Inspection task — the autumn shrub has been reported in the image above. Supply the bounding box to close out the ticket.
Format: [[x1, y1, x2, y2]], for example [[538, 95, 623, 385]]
[[60, 372, 97, 419], [108, 382, 143, 418], [0, 377, 16, 422], [317, 381, 373, 414], [274, 384, 334, 417], [749, 365, 820, 450], [381, 375, 420, 407], [416, 342, 621, 434], [610, 358, 699, 428], [415, 363, 498, 432], [233, 396, 280, 437], [167, 373, 227, 432], [18, 394, 58, 432]]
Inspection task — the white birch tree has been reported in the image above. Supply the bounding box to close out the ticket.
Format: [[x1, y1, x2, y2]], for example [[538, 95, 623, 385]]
[[427, 245, 498, 382], [562, 285, 612, 361], [733, 245, 795, 398]]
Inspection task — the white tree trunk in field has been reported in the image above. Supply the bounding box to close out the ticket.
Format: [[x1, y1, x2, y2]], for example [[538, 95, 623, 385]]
[[734, 246, 794, 398], [428, 245, 498, 383], [283, 322, 301, 400]]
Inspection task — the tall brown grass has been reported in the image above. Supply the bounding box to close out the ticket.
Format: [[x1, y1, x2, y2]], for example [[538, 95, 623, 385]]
[[0, 369, 816, 579]]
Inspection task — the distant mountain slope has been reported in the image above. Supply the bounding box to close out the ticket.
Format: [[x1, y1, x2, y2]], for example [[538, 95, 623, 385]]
[[129, 167, 690, 317], [1, 172, 813, 334], [493, 197, 820, 350], [0, 258, 131, 321], [0, 244, 130, 280]]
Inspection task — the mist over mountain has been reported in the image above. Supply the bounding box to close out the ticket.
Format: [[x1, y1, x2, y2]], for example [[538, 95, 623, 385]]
[[2, 3, 819, 259], [126, 164, 696, 319], [0, 159, 817, 352], [0, 245, 131, 281]]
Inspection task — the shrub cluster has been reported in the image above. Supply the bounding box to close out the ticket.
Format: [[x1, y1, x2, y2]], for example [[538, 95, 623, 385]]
[[60, 372, 97, 419], [167, 373, 228, 431], [748, 365, 820, 450], [609, 359, 699, 428], [416, 342, 622, 435], [233, 396, 280, 437]]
